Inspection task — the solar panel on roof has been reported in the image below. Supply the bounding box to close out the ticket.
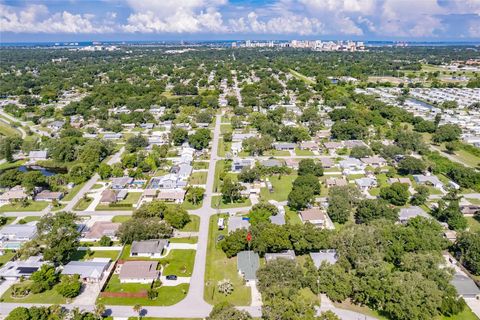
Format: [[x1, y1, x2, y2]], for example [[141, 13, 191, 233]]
[[17, 267, 39, 274]]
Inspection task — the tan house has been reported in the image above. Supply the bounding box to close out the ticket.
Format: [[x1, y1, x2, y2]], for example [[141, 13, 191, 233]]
[[0, 186, 28, 204], [299, 207, 327, 228]]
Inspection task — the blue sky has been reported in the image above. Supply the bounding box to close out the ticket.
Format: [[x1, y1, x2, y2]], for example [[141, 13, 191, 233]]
[[1, 0, 480, 42]]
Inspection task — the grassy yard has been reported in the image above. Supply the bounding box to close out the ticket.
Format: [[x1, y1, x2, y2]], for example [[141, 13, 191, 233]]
[[295, 148, 314, 156], [120, 192, 142, 204], [0, 159, 26, 170], [160, 249, 195, 276], [169, 237, 198, 244], [1, 281, 67, 304], [0, 251, 15, 267], [220, 124, 232, 133], [211, 196, 251, 209], [265, 150, 290, 156], [289, 69, 316, 85], [62, 183, 85, 202], [260, 174, 297, 202], [71, 250, 120, 261], [73, 197, 92, 211], [204, 215, 251, 305], [17, 216, 41, 223], [181, 200, 203, 210], [217, 138, 231, 157], [0, 201, 49, 212], [193, 161, 209, 170], [285, 207, 302, 225], [0, 121, 21, 137], [189, 172, 207, 185], [213, 160, 226, 193], [112, 215, 132, 223], [98, 275, 189, 306], [181, 215, 200, 232], [440, 308, 479, 320], [466, 216, 480, 233]]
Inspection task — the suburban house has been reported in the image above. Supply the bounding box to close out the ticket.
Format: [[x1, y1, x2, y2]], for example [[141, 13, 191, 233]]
[[398, 206, 431, 223], [285, 158, 300, 170], [325, 178, 348, 188], [231, 141, 243, 156], [0, 256, 46, 280], [273, 142, 297, 151], [344, 140, 368, 149], [228, 216, 251, 233], [0, 224, 37, 252], [130, 239, 169, 258], [237, 251, 260, 283], [47, 120, 65, 131], [260, 159, 284, 168], [460, 205, 480, 215], [388, 177, 412, 186], [0, 186, 29, 204], [34, 190, 63, 202], [103, 133, 123, 140], [28, 150, 48, 162], [231, 159, 254, 172], [149, 174, 186, 189], [157, 189, 186, 203], [265, 250, 296, 263], [141, 189, 158, 202], [111, 177, 134, 189], [318, 157, 334, 168], [100, 189, 117, 205], [299, 207, 327, 228], [119, 260, 160, 283], [413, 174, 444, 190], [355, 177, 377, 191], [323, 141, 343, 154], [83, 221, 121, 241], [299, 141, 320, 151], [61, 259, 110, 283], [116, 189, 128, 201], [310, 250, 338, 268], [339, 158, 365, 175], [360, 156, 387, 167]]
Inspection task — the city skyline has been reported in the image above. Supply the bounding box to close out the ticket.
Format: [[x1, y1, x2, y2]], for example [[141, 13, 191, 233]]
[[1, 0, 480, 42]]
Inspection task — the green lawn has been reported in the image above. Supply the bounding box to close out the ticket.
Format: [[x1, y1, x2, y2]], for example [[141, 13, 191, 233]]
[[181, 200, 202, 210], [285, 207, 302, 225], [220, 124, 232, 134], [0, 251, 15, 267], [160, 250, 195, 276], [0, 121, 21, 137], [295, 148, 314, 156], [440, 308, 479, 320], [265, 150, 290, 156], [180, 215, 200, 232], [260, 174, 297, 202], [0, 159, 26, 170], [467, 216, 480, 233], [217, 138, 231, 157], [62, 183, 85, 201], [17, 216, 41, 224], [192, 161, 209, 170], [289, 69, 316, 84], [73, 197, 92, 211], [204, 215, 251, 306], [188, 172, 207, 185], [211, 196, 251, 209], [0, 201, 49, 212], [91, 184, 103, 190], [213, 160, 226, 193], [71, 250, 120, 261], [1, 281, 67, 304], [112, 215, 132, 223], [98, 275, 189, 306], [169, 237, 198, 244], [119, 192, 142, 205]]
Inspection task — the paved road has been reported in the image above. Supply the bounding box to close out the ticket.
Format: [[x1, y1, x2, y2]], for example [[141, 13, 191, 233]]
[[63, 174, 100, 212]]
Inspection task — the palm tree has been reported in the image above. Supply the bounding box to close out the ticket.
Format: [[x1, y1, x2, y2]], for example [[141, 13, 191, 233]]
[[133, 304, 142, 319], [94, 303, 106, 319]]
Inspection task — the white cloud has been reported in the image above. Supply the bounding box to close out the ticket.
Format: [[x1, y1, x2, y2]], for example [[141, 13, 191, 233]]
[[0, 3, 112, 33]]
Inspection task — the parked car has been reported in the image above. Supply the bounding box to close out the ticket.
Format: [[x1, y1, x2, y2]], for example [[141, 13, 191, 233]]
[[166, 275, 177, 280]]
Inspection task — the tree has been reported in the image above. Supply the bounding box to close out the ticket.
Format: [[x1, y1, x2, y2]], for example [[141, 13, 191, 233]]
[[398, 156, 426, 175], [56, 274, 82, 298], [126, 135, 148, 152], [380, 182, 410, 206], [217, 279, 234, 295], [188, 128, 211, 150], [248, 201, 278, 224], [220, 229, 248, 258], [317, 262, 353, 301], [298, 159, 324, 177], [98, 163, 112, 179], [185, 187, 205, 205], [164, 207, 191, 229], [4, 138, 13, 162], [94, 303, 106, 319], [238, 167, 261, 183], [5, 307, 30, 320], [170, 127, 188, 145], [242, 136, 273, 155], [22, 211, 80, 265], [207, 302, 252, 320], [327, 185, 360, 224], [117, 217, 173, 244], [410, 185, 429, 205], [292, 174, 321, 195], [355, 199, 398, 223], [98, 235, 112, 246], [30, 264, 59, 293], [288, 185, 314, 210], [133, 304, 142, 320], [349, 146, 373, 159], [221, 178, 245, 203], [456, 231, 480, 275], [440, 100, 458, 109], [433, 124, 461, 143], [317, 311, 341, 320]]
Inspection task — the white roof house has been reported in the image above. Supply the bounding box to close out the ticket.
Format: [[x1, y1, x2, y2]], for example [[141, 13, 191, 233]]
[[310, 250, 338, 268], [398, 206, 431, 223], [61, 259, 110, 282], [228, 216, 250, 233]]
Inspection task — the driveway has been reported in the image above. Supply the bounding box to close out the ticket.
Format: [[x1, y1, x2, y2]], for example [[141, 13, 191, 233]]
[[72, 282, 102, 306]]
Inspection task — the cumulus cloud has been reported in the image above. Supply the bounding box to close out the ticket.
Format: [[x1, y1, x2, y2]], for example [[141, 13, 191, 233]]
[[0, 3, 113, 33]]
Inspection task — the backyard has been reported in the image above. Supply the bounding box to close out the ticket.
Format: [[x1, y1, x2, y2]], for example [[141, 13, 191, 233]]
[[259, 174, 297, 202], [204, 214, 251, 306], [211, 195, 251, 209], [0, 201, 49, 212]]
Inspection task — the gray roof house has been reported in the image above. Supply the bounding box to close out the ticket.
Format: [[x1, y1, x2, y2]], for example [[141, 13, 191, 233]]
[[0, 256, 46, 280], [0, 224, 37, 241], [260, 159, 284, 168], [130, 239, 169, 258], [237, 251, 260, 282], [111, 177, 134, 189], [398, 206, 431, 223], [265, 250, 296, 263], [269, 213, 286, 225], [61, 259, 110, 282], [413, 175, 444, 189], [273, 142, 297, 151], [228, 216, 250, 233], [28, 150, 48, 161], [310, 250, 338, 268]]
